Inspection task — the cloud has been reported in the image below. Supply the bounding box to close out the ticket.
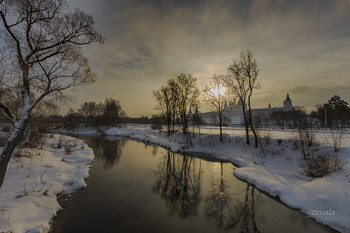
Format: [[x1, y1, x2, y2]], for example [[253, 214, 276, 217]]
[[66, 0, 350, 116]]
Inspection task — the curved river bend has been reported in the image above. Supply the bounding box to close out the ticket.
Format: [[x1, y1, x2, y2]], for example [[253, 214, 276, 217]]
[[50, 136, 335, 233]]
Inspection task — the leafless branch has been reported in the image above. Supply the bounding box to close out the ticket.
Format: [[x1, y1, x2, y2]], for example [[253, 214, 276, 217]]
[[0, 102, 17, 125]]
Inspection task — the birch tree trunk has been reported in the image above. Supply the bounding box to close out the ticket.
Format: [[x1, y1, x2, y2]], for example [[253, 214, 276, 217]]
[[0, 115, 29, 187]]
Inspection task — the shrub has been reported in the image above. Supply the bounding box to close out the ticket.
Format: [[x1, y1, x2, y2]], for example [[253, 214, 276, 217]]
[[263, 132, 271, 146], [57, 137, 63, 148], [277, 139, 283, 146], [64, 145, 72, 155], [13, 149, 33, 158], [288, 136, 299, 150], [329, 129, 345, 152], [296, 127, 317, 160], [303, 151, 343, 177], [16, 186, 28, 198]]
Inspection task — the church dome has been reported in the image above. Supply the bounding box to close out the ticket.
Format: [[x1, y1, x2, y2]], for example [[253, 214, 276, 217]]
[[283, 93, 292, 108], [285, 93, 291, 101]]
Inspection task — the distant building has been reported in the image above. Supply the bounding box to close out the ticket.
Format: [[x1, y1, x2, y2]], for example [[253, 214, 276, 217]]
[[199, 94, 294, 125], [283, 93, 292, 108]]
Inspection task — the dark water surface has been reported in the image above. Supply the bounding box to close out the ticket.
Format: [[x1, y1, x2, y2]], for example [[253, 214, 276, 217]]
[[50, 136, 334, 233]]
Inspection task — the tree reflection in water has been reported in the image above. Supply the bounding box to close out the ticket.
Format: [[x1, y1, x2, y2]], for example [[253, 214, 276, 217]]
[[225, 185, 261, 233], [143, 144, 159, 156], [82, 136, 126, 170], [205, 162, 262, 233], [153, 151, 202, 219], [205, 161, 228, 229]]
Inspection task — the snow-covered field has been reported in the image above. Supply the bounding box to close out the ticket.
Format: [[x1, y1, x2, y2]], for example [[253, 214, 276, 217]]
[[61, 124, 350, 233], [0, 134, 94, 233]]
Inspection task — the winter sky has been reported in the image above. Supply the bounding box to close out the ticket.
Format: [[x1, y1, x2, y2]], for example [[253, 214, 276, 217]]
[[67, 0, 350, 117]]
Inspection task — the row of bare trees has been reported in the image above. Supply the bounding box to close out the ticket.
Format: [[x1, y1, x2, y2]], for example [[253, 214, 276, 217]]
[[0, 0, 103, 188], [152, 74, 200, 146], [153, 50, 261, 148]]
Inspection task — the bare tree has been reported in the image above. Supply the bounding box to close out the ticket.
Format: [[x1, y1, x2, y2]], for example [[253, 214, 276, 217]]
[[203, 74, 227, 142], [28, 98, 59, 149], [241, 50, 261, 148], [103, 98, 125, 126], [174, 74, 199, 147], [223, 58, 250, 145], [0, 46, 10, 99], [168, 78, 180, 134], [193, 105, 202, 145], [78, 101, 98, 126], [0, 0, 103, 188], [329, 128, 345, 153], [223, 49, 260, 148], [79, 102, 98, 118], [63, 108, 83, 131], [296, 126, 316, 160], [152, 86, 172, 136]]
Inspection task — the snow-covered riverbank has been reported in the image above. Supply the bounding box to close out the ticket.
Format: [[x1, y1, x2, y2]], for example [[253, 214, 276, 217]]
[[0, 134, 94, 233], [60, 124, 350, 233]]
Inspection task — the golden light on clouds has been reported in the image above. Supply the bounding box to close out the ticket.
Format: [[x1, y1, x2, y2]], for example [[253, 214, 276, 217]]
[[67, 0, 350, 116]]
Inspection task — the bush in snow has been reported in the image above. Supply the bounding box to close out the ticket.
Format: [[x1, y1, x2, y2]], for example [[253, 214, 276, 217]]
[[303, 151, 343, 177], [287, 136, 299, 150], [64, 145, 72, 155], [15, 186, 28, 198], [296, 127, 317, 160], [255, 129, 272, 157], [56, 136, 63, 149], [277, 139, 283, 146], [13, 148, 33, 158], [328, 129, 345, 152], [263, 131, 271, 146]]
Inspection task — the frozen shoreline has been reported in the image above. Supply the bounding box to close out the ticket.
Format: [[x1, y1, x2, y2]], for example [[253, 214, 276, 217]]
[[59, 125, 350, 233], [0, 134, 94, 233]]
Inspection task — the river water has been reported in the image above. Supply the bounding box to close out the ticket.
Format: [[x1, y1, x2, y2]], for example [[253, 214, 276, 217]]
[[50, 136, 335, 233]]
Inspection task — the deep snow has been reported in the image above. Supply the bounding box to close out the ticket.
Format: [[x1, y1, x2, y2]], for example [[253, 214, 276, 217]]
[[61, 124, 350, 233], [0, 134, 94, 233]]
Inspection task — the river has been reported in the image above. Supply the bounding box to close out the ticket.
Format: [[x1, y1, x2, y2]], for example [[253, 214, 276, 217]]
[[50, 136, 335, 233]]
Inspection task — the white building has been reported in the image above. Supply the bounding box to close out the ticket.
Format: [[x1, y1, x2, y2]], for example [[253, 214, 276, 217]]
[[199, 94, 293, 125]]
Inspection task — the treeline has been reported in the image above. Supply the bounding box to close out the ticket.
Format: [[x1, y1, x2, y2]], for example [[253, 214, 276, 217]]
[[310, 95, 350, 129], [269, 107, 309, 129], [63, 98, 170, 130], [64, 98, 126, 130], [269, 95, 350, 129]]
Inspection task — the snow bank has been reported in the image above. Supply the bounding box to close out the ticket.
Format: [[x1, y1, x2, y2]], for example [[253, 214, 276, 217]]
[[57, 127, 99, 136], [0, 134, 94, 233], [88, 124, 349, 233]]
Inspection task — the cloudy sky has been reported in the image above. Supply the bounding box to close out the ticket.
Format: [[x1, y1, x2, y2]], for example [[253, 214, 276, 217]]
[[67, 0, 350, 117]]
